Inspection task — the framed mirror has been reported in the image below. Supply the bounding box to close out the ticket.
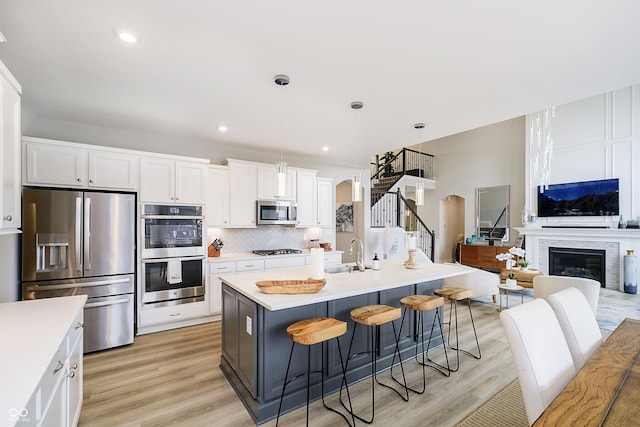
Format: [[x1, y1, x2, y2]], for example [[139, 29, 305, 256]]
[[476, 185, 510, 244]]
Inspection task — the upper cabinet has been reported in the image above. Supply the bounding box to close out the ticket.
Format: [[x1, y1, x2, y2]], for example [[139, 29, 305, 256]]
[[140, 157, 207, 204], [0, 61, 21, 232], [296, 169, 317, 227], [23, 138, 139, 191], [206, 165, 230, 227], [316, 178, 333, 228], [257, 164, 296, 201], [228, 159, 258, 227]]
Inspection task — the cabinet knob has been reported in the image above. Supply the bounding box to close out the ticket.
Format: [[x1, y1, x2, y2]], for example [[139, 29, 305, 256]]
[[68, 371, 76, 378], [89, 179, 94, 183], [3, 215, 12, 221], [76, 178, 82, 182], [53, 360, 64, 375], [75, 321, 84, 330]]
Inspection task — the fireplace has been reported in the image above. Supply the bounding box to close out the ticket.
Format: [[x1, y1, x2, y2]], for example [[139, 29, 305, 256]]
[[549, 247, 606, 287]]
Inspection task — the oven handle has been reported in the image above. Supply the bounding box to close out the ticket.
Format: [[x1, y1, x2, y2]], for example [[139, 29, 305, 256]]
[[85, 296, 131, 309], [142, 256, 205, 263], [141, 215, 204, 220]]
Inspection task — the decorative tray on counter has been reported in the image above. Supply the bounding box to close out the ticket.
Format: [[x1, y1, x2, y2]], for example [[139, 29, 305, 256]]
[[256, 278, 326, 294]]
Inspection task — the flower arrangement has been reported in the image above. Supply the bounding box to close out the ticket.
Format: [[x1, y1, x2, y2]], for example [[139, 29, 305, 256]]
[[496, 246, 526, 270]]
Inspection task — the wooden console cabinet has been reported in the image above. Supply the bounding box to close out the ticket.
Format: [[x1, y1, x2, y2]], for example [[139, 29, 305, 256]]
[[460, 244, 505, 270]]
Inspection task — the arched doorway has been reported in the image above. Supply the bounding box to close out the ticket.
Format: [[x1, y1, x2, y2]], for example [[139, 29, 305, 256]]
[[439, 194, 465, 262]]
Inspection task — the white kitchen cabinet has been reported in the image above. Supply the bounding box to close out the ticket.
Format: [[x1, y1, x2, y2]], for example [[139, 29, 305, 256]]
[[228, 159, 258, 227], [207, 261, 235, 314], [296, 169, 317, 227], [257, 164, 296, 201], [24, 140, 87, 188], [17, 297, 85, 427], [140, 157, 207, 204], [316, 177, 333, 227], [88, 150, 138, 190], [140, 300, 208, 326], [0, 62, 21, 232], [306, 252, 342, 265], [24, 138, 139, 191], [206, 165, 230, 227]]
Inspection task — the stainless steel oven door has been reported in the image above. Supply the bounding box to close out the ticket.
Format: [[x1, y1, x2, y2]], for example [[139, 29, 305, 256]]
[[141, 204, 204, 258], [141, 256, 205, 305]]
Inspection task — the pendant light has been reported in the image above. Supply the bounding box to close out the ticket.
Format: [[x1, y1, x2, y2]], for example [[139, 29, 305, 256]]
[[274, 74, 289, 198], [414, 122, 426, 205], [351, 101, 364, 202]]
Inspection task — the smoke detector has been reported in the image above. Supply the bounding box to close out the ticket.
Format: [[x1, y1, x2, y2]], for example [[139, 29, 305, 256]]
[[414, 122, 426, 129], [351, 101, 364, 110]]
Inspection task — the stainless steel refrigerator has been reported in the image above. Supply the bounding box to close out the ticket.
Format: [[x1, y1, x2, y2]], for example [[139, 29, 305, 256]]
[[21, 188, 136, 353]]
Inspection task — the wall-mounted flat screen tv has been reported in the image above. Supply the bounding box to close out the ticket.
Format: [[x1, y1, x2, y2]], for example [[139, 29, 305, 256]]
[[537, 178, 619, 217]]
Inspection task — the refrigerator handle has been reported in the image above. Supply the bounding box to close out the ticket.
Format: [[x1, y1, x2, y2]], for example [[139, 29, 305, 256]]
[[85, 196, 91, 272], [75, 197, 82, 271]]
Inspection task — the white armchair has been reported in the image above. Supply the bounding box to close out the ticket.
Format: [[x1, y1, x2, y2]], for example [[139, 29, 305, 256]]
[[533, 275, 600, 315], [444, 265, 499, 303]]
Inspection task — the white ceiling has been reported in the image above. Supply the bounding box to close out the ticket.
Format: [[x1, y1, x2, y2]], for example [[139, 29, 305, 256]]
[[1, 1, 640, 168]]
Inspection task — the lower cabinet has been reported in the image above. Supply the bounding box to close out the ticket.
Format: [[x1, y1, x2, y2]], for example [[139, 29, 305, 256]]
[[222, 284, 257, 398], [28, 305, 84, 427]]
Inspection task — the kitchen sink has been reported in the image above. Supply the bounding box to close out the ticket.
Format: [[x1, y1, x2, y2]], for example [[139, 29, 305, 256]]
[[324, 265, 352, 274], [324, 264, 371, 274]]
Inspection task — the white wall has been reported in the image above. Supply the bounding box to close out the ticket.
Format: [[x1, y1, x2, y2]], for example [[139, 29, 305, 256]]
[[525, 84, 640, 225], [414, 117, 526, 261]]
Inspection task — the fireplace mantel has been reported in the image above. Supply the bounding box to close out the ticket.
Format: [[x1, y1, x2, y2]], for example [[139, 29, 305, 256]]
[[516, 227, 640, 291]]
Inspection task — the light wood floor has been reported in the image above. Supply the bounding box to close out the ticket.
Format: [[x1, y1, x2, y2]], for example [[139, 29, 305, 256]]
[[80, 300, 517, 427]]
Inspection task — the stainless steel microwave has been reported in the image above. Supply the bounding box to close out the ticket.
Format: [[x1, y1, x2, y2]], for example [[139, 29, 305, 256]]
[[256, 199, 297, 225]]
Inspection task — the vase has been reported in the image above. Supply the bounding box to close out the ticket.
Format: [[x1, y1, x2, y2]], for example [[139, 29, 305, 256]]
[[624, 249, 637, 294], [520, 266, 529, 271], [506, 278, 517, 288]]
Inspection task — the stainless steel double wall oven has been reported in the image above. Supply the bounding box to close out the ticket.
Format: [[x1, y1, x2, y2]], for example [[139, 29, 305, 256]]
[[140, 204, 206, 308]]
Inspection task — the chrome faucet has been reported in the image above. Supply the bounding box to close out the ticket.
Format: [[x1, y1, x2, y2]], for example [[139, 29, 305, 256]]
[[349, 237, 365, 271]]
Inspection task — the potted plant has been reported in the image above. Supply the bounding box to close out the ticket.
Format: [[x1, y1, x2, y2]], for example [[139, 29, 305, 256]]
[[518, 258, 530, 271], [505, 272, 517, 288]]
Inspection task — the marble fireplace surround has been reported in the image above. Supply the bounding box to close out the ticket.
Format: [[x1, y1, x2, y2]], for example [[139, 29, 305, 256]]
[[516, 227, 640, 291]]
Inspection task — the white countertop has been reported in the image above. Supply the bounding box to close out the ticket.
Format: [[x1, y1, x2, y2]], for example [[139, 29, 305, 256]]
[[208, 249, 344, 262], [219, 259, 473, 311], [0, 295, 87, 422]]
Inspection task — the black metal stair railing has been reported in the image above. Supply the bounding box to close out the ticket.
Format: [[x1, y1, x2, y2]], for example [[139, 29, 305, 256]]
[[370, 188, 435, 261]]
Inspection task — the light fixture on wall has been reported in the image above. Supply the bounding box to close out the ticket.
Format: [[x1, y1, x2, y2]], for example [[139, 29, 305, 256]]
[[351, 101, 364, 202], [530, 107, 555, 192], [274, 74, 290, 198], [414, 122, 426, 205]]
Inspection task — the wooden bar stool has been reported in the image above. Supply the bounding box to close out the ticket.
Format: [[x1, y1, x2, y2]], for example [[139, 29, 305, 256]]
[[339, 304, 408, 424], [393, 295, 450, 395], [433, 287, 481, 371], [276, 317, 355, 427]]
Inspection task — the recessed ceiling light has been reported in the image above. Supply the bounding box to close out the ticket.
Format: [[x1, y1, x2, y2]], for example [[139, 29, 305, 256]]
[[218, 125, 228, 132], [114, 28, 138, 44], [322, 146, 329, 151], [414, 122, 426, 129]]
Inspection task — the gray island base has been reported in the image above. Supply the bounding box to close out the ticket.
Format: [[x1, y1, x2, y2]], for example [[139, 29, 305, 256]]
[[218, 260, 472, 424]]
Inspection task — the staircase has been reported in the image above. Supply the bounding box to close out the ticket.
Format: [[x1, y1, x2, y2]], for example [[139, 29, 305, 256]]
[[370, 148, 436, 260]]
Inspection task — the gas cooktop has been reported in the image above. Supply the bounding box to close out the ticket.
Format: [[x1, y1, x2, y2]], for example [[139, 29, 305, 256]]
[[252, 249, 302, 256]]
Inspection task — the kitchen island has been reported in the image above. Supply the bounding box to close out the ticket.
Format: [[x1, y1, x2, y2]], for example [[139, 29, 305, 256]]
[[219, 260, 472, 424]]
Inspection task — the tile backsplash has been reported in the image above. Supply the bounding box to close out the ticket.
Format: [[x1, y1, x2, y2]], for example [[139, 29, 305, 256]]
[[207, 226, 335, 253]]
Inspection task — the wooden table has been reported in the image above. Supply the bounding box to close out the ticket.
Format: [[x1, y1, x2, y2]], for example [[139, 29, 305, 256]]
[[533, 318, 640, 426], [500, 268, 543, 288]]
